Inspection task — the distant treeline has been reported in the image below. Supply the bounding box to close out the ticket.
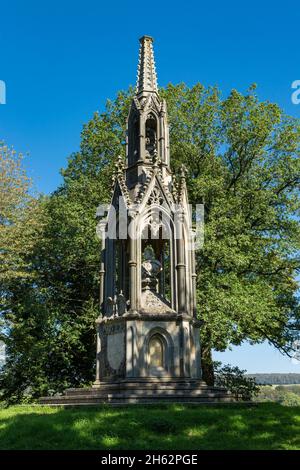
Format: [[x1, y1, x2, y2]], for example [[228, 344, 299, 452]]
[[247, 374, 300, 385]]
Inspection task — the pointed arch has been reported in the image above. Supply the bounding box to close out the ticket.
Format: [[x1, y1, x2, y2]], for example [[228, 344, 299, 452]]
[[145, 327, 174, 376], [145, 113, 157, 158]]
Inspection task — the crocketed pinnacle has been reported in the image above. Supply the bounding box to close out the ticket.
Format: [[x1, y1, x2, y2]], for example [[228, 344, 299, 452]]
[[136, 35, 158, 96]]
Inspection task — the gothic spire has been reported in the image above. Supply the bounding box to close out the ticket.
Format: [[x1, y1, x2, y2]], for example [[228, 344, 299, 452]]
[[136, 35, 158, 96]]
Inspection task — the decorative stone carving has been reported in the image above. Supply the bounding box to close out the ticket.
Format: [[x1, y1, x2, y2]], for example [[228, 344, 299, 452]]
[[141, 289, 174, 314], [148, 187, 164, 206], [107, 297, 115, 316], [136, 36, 158, 95], [117, 292, 127, 316], [142, 257, 162, 291]]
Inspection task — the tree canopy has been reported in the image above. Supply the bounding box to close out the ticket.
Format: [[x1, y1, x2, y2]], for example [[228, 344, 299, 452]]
[[1, 83, 300, 400]]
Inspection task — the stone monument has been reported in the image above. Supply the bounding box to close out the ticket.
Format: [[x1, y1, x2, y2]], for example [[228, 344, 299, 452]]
[[40, 36, 232, 404]]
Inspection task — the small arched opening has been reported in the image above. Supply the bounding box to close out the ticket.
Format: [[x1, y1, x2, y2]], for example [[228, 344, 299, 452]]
[[128, 112, 140, 165], [146, 328, 174, 377], [139, 205, 175, 309], [145, 114, 157, 158], [149, 335, 164, 371]]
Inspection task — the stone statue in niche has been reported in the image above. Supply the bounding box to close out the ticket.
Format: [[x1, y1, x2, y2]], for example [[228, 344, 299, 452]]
[[107, 297, 115, 316], [145, 115, 157, 157], [117, 292, 127, 315], [141, 246, 162, 292], [140, 244, 174, 314]]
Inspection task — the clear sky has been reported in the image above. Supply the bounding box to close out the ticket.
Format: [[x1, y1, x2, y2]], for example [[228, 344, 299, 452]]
[[0, 0, 299, 373]]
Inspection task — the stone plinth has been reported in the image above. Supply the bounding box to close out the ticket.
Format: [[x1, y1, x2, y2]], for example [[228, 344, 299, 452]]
[[95, 313, 202, 382], [39, 379, 233, 405]]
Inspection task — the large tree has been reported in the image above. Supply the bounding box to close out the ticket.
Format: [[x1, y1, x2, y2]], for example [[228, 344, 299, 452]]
[[164, 84, 300, 383], [0, 143, 46, 399], [1, 84, 300, 400], [0, 142, 43, 284]]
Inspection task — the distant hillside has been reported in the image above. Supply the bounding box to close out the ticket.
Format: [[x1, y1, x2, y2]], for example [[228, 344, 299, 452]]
[[247, 373, 300, 385]]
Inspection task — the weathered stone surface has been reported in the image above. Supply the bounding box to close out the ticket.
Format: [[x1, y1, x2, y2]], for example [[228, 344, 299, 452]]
[[107, 332, 124, 370], [39, 379, 234, 405], [93, 37, 202, 390], [98, 320, 126, 379], [140, 290, 174, 314]]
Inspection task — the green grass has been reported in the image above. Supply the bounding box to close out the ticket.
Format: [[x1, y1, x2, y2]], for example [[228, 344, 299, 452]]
[[0, 403, 299, 450]]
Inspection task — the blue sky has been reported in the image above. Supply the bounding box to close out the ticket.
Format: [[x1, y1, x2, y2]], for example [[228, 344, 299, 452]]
[[0, 0, 299, 373]]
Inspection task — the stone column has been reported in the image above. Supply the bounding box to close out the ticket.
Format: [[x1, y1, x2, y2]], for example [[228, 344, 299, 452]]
[[159, 112, 165, 163], [99, 221, 106, 314], [193, 321, 203, 380], [126, 321, 137, 377], [176, 210, 186, 313], [139, 115, 145, 162], [191, 230, 197, 318], [128, 211, 138, 312], [183, 321, 191, 377], [93, 321, 101, 387]]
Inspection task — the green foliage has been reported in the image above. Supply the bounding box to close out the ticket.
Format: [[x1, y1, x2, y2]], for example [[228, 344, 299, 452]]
[[163, 83, 300, 380], [0, 142, 44, 285], [214, 362, 259, 401], [256, 384, 300, 406], [256, 385, 280, 402], [0, 403, 299, 450], [276, 385, 300, 395], [1, 83, 300, 400], [280, 392, 300, 407]]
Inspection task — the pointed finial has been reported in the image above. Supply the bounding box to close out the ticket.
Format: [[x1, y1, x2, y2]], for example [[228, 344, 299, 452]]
[[136, 35, 158, 96], [152, 149, 159, 169], [115, 155, 124, 175], [180, 164, 187, 179]]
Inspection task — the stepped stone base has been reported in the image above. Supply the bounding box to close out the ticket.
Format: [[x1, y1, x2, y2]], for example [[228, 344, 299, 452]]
[[39, 378, 234, 406]]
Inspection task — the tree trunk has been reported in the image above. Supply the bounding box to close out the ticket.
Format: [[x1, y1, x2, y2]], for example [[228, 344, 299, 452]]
[[201, 342, 215, 386]]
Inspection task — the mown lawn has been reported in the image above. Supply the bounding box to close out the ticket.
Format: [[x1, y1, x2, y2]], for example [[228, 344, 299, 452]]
[[0, 403, 299, 450]]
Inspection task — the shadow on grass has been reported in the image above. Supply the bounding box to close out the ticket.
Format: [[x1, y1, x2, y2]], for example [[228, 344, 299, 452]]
[[0, 403, 299, 450]]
